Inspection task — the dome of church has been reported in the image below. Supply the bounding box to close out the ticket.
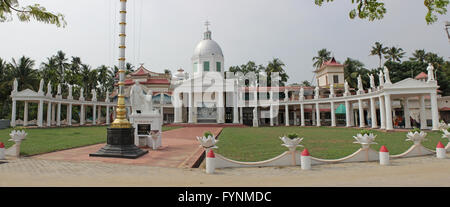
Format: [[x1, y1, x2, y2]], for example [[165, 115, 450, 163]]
[[193, 39, 223, 57]]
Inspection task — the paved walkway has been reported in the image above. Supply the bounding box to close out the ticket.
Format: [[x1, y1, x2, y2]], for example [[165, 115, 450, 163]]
[[33, 127, 223, 168]]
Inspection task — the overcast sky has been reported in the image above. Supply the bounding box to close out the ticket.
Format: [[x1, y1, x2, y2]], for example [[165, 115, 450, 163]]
[[1, 0, 449, 84]]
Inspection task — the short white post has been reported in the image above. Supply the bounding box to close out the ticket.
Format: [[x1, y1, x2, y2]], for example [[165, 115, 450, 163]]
[[206, 149, 216, 174], [379, 145, 390, 165], [0, 142, 5, 160], [301, 148, 311, 170], [436, 142, 446, 159]]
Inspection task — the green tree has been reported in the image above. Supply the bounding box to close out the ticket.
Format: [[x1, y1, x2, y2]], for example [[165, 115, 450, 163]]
[[409, 49, 427, 63], [314, 0, 449, 24], [384, 47, 406, 62], [0, 0, 66, 27], [10, 56, 38, 91], [265, 58, 289, 87], [370, 42, 388, 68], [312, 48, 332, 69]]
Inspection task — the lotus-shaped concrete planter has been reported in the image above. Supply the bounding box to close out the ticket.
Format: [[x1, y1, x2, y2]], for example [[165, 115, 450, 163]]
[[9, 130, 27, 143], [438, 122, 449, 131], [442, 129, 450, 141], [280, 136, 303, 151], [406, 131, 427, 145], [353, 133, 377, 149], [197, 135, 218, 149]]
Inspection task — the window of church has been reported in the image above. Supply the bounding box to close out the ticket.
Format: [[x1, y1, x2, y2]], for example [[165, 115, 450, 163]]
[[193, 62, 198, 72], [333, 75, 339, 84], [204, 61, 210, 71], [216, 62, 221, 72]]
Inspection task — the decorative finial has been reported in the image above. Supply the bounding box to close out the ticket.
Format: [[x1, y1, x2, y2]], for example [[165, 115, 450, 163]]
[[205, 20, 210, 31]]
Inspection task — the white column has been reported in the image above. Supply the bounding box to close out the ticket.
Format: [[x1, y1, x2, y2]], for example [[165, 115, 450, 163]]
[[349, 103, 354, 127], [293, 111, 297, 126], [80, 104, 85, 125], [403, 98, 411, 129], [300, 104, 305, 127], [312, 104, 316, 125], [385, 94, 393, 130], [188, 92, 194, 124], [92, 105, 97, 125], [106, 106, 110, 125], [67, 104, 72, 126], [57, 102, 61, 126], [270, 104, 274, 126], [370, 97, 378, 128], [11, 99, 17, 127], [37, 100, 43, 127], [233, 92, 239, 124], [419, 95, 427, 130], [239, 107, 243, 124], [316, 103, 321, 127], [285, 105, 289, 126], [358, 99, 365, 128], [379, 96, 386, 129], [47, 101, 51, 127], [51, 103, 56, 125], [330, 101, 336, 127], [345, 100, 351, 127], [98, 105, 102, 124], [23, 101, 28, 127], [430, 92, 440, 131]]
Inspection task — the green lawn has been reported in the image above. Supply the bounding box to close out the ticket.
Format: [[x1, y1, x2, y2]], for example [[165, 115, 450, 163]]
[[216, 127, 448, 162], [0, 126, 181, 156]]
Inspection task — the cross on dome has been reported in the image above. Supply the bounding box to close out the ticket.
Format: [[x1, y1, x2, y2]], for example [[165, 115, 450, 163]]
[[205, 20, 211, 31], [203, 20, 212, 40]]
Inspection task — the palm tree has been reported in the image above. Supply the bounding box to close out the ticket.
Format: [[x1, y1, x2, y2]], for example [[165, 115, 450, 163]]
[[40, 57, 60, 93], [343, 58, 366, 89], [312, 49, 332, 69], [370, 42, 387, 68], [265, 58, 289, 86], [54, 50, 69, 83], [10, 56, 39, 91], [410, 49, 427, 63], [384, 47, 406, 62]]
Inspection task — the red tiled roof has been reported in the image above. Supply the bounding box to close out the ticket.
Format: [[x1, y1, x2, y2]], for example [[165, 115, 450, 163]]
[[140, 79, 170, 85], [322, 57, 343, 67], [440, 107, 450, 112], [415, 72, 428, 80], [131, 66, 150, 76]]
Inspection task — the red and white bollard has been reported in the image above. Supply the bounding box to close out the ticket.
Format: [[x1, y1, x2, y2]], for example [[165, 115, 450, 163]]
[[301, 148, 311, 170], [436, 141, 446, 159], [379, 145, 390, 166], [206, 149, 216, 174], [0, 142, 5, 160]]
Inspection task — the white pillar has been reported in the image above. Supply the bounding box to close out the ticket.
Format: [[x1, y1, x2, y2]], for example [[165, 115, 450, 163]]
[[316, 103, 321, 127], [51, 103, 56, 125], [285, 104, 289, 126], [98, 105, 102, 124], [370, 97, 378, 128], [300, 103, 305, 127], [11, 99, 17, 127], [23, 101, 28, 127], [379, 96, 386, 129], [239, 92, 243, 124], [419, 95, 427, 130], [188, 92, 194, 124], [47, 101, 51, 127], [67, 104, 72, 126], [37, 100, 43, 127], [358, 99, 365, 128], [385, 94, 393, 130], [403, 98, 411, 129], [57, 102, 61, 126], [233, 92, 239, 124], [92, 105, 97, 125], [293, 111, 297, 126], [270, 104, 274, 126], [312, 104, 316, 125], [330, 101, 336, 127], [430, 92, 440, 131], [106, 105, 110, 125], [345, 100, 351, 127], [80, 104, 85, 125]]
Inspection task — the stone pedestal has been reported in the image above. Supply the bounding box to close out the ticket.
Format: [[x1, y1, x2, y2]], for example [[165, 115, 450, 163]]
[[90, 127, 148, 159]]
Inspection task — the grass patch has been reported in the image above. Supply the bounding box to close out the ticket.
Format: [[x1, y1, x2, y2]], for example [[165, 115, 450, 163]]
[[0, 126, 182, 156], [216, 127, 448, 162]]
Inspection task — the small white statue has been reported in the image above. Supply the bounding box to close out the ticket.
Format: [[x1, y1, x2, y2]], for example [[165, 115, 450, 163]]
[[329, 84, 335, 97], [144, 90, 154, 113], [384, 66, 392, 84], [344, 80, 349, 94], [300, 87, 304, 100], [80, 88, 85, 100], [105, 90, 110, 102], [13, 78, 18, 93], [68, 85, 73, 98], [314, 86, 319, 99], [38, 79, 44, 94], [369, 74, 375, 89], [357, 75, 363, 91], [91, 89, 97, 101], [46, 82, 52, 96], [57, 84, 61, 95], [378, 70, 385, 87], [427, 63, 435, 82]]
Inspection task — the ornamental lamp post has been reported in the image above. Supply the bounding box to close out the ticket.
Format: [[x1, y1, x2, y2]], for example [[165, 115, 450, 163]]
[[90, 0, 148, 159]]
